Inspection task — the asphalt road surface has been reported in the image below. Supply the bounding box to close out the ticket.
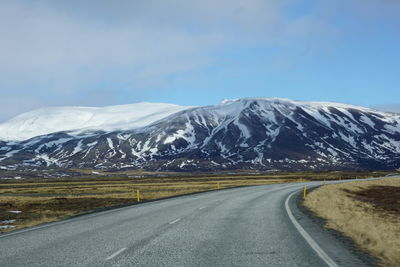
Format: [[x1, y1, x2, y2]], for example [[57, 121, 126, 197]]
[[0, 180, 375, 266]]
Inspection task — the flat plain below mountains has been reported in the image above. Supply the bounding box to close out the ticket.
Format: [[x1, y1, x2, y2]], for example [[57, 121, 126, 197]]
[[1, 169, 394, 233]]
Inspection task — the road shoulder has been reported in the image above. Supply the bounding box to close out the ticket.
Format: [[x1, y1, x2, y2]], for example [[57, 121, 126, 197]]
[[287, 186, 378, 267]]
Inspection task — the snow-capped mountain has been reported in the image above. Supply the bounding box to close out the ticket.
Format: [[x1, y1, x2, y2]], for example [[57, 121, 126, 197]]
[[1, 98, 400, 171], [0, 102, 191, 141]]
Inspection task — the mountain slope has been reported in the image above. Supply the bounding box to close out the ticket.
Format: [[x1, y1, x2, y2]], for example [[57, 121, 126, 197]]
[[1, 98, 400, 171]]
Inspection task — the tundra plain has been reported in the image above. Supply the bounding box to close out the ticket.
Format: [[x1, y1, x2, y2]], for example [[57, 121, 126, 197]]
[[304, 177, 400, 266], [0, 169, 392, 233]]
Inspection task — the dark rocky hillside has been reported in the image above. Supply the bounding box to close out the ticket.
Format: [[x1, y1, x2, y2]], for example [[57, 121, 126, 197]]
[[1, 98, 400, 171]]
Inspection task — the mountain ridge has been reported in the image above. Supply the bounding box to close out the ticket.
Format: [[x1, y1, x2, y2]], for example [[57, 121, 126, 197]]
[[1, 97, 399, 171]]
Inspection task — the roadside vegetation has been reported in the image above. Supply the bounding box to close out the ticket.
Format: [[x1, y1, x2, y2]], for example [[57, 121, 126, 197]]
[[304, 177, 400, 266], [0, 169, 395, 234]]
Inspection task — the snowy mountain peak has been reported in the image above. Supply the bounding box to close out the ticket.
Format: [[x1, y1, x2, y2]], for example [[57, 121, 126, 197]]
[[0, 102, 192, 141], [218, 97, 378, 112]]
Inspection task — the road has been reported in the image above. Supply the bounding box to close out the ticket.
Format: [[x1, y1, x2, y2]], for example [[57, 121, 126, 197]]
[[0, 180, 373, 266]]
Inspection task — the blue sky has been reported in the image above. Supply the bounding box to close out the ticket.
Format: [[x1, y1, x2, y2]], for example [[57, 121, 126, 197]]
[[0, 0, 399, 121]]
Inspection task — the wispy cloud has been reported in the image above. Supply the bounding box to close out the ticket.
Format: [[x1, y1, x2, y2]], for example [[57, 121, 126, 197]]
[[0, 0, 398, 121], [0, 1, 225, 89]]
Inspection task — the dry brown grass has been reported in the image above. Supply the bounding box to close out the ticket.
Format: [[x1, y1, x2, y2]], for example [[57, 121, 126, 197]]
[[304, 178, 400, 266], [0, 176, 295, 233]]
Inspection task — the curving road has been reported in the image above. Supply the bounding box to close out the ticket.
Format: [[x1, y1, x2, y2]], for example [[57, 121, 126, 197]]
[[0, 181, 374, 266]]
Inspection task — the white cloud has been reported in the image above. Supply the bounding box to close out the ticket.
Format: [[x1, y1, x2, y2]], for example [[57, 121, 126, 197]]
[[0, 0, 335, 85], [0, 0, 341, 121], [0, 1, 225, 89]]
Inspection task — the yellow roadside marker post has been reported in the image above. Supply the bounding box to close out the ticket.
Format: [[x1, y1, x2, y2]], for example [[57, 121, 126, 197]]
[[217, 182, 221, 189], [136, 189, 140, 202], [303, 185, 307, 199]]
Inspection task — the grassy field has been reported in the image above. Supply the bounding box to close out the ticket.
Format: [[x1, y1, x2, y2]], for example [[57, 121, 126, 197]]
[[304, 177, 400, 267], [0, 169, 395, 234]]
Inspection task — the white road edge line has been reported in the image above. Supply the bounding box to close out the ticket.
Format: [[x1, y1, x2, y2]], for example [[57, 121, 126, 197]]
[[169, 218, 181, 224], [198, 207, 205, 210], [285, 191, 339, 267], [106, 247, 127, 261]]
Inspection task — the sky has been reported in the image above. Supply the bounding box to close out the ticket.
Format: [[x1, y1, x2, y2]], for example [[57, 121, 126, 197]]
[[0, 0, 399, 121]]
